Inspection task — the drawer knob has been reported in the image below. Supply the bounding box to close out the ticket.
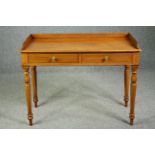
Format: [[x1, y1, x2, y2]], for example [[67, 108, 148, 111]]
[[51, 56, 57, 62], [102, 56, 109, 62]]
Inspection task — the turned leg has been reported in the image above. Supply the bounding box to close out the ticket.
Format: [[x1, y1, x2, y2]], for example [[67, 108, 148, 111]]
[[23, 66, 33, 126], [129, 65, 138, 125], [31, 66, 38, 108], [124, 65, 130, 107]]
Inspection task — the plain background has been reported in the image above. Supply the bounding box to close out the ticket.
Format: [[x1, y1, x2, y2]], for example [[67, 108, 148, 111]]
[[0, 26, 155, 73]]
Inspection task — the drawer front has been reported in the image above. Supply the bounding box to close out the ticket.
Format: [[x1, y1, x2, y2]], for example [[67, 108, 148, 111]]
[[81, 53, 133, 64], [28, 54, 79, 63]]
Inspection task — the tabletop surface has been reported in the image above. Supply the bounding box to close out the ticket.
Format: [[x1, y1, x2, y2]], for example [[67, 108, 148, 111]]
[[21, 32, 141, 53]]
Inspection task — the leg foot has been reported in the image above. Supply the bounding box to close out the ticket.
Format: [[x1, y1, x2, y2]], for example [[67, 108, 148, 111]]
[[28, 114, 33, 126], [29, 120, 33, 126], [129, 114, 135, 125], [34, 102, 38, 108], [124, 97, 129, 107]]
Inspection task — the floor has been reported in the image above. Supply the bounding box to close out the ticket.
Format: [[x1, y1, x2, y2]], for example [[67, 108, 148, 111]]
[[0, 67, 155, 129]]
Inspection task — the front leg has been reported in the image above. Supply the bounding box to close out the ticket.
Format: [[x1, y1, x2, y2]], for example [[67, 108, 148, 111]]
[[129, 65, 138, 125], [22, 66, 33, 126]]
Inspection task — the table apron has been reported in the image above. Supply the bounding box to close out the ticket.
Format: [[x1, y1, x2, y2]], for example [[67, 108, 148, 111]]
[[21, 52, 140, 66]]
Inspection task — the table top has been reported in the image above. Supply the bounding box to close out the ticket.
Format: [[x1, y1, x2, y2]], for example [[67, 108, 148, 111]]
[[20, 32, 141, 53]]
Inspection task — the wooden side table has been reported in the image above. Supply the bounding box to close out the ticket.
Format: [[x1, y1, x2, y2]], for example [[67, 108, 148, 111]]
[[19, 32, 141, 126]]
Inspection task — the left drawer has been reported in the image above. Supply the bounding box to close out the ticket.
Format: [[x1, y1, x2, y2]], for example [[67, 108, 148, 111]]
[[28, 54, 79, 64]]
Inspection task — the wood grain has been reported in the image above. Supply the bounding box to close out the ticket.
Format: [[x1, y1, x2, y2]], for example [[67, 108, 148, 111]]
[[81, 53, 133, 64], [22, 66, 33, 126], [20, 33, 141, 53], [130, 65, 138, 125], [29, 53, 79, 63], [25, 52, 140, 66], [124, 65, 130, 107], [19, 32, 141, 126], [31, 66, 38, 108]]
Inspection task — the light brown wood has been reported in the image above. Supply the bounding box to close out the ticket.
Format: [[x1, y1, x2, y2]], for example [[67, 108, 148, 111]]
[[31, 66, 38, 108], [81, 53, 133, 64], [21, 35, 33, 50], [130, 65, 138, 125], [19, 32, 141, 126], [31, 32, 129, 39], [22, 66, 33, 126], [124, 65, 130, 107], [20, 33, 141, 53], [127, 33, 140, 49], [22, 52, 140, 67], [28, 53, 79, 63]]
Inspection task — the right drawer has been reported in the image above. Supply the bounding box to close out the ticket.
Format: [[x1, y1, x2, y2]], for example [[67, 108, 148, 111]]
[[81, 53, 135, 65]]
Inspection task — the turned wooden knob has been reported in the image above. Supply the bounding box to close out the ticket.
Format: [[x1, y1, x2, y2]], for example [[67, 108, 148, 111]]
[[51, 56, 57, 62], [102, 56, 109, 62]]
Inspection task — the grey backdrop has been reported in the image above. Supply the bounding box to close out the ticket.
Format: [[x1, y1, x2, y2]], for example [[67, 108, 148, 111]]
[[0, 26, 155, 73]]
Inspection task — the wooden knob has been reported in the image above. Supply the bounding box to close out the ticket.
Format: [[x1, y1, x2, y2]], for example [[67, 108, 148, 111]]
[[102, 56, 109, 62], [51, 56, 57, 62]]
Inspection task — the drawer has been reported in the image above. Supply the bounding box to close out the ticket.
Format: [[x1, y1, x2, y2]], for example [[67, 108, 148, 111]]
[[81, 53, 133, 64], [28, 54, 79, 63]]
